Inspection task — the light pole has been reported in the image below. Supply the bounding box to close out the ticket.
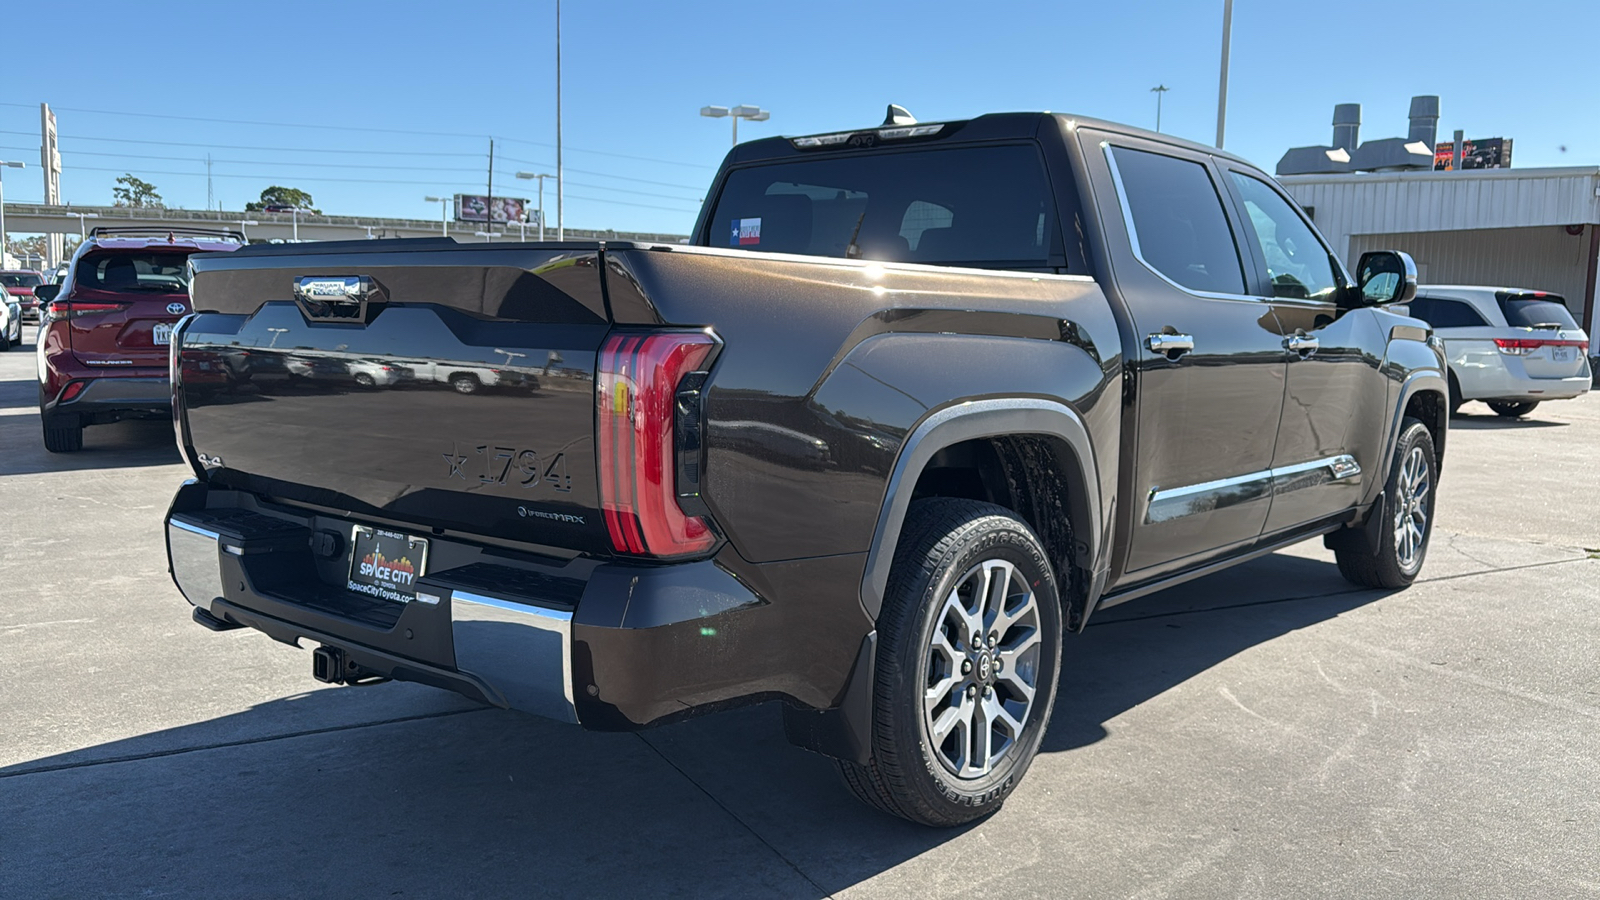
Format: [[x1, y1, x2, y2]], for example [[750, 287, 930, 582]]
[[70, 211, 99, 240], [290, 208, 302, 242], [0, 160, 25, 268], [514, 172, 553, 241], [1216, 0, 1233, 149], [700, 105, 771, 146], [424, 196, 451, 236], [239, 219, 258, 242], [473, 230, 499, 243], [1150, 85, 1170, 133], [555, 0, 564, 242]]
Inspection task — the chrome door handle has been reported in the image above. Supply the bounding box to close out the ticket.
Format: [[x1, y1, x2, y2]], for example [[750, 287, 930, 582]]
[[1147, 333, 1195, 358], [1286, 334, 1320, 357]]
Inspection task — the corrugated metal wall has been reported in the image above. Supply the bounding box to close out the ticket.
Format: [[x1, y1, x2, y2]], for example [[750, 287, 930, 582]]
[[1281, 167, 1600, 263], [1348, 226, 1590, 301]]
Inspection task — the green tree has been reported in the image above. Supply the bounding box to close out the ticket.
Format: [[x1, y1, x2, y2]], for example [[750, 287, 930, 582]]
[[112, 174, 163, 208], [246, 186, 319, 213]]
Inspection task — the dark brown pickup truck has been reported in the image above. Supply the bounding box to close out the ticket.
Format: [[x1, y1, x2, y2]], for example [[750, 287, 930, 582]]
[[165, 108, 1448, 825]]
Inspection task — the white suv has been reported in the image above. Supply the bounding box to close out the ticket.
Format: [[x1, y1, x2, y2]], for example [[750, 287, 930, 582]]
[[1405, 287, 1591, 418]]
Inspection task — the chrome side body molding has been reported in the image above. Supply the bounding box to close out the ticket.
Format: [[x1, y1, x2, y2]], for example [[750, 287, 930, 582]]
[[1146, 455, 1361, 524]]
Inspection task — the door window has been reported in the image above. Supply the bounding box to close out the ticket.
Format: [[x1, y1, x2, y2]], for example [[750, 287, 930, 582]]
[[1109, 147, 1245, 295], [1228, 172, 1339, 302]]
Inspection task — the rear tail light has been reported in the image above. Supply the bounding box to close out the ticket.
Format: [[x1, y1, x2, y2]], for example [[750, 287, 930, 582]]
[[1494, 337, 1589, 355], [59, 381, 88, 402], [48, 300, 129, 320], [597, 331, 719, 558]]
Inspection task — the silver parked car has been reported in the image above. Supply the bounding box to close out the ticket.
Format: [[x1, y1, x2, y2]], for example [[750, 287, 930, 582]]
[[1405, 287, 1591, 418]]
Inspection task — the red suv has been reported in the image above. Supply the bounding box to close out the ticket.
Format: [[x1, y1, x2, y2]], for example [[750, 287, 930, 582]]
[[3, 269, 46, 323], [37, 228, 244, 452]]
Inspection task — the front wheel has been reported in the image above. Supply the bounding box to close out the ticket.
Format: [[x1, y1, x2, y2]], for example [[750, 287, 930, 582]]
[[1333, 417, 1436, 589], [449, 373, 480, 395], [838, 498, 1063, 827], [1487, 400, 1538, 418]]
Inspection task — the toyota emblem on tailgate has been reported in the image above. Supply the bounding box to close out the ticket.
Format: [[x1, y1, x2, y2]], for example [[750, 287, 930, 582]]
[[293, 275, 386, 321], [166, 302, 187, 315]]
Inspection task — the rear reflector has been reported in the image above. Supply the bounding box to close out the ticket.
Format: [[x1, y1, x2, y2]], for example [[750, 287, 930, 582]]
[[597, 331, 718, 558], [60, 381, 88, 402]]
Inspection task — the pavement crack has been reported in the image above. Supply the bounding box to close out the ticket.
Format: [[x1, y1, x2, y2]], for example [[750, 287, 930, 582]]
[[0, 706, 490, 780], [633, 733, 832, 898]]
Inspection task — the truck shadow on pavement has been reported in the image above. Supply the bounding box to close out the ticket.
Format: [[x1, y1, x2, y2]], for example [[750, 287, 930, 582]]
[[0, 553, 1390, 898]]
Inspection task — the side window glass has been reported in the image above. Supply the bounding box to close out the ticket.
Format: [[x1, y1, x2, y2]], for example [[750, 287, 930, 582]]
[[1426, 298, 1488, 328], [1110, 146, 1246, 295], [1228, 172, 1339, 302]]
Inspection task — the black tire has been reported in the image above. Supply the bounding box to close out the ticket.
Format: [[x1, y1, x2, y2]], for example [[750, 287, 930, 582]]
[[837, 498, 1063, 827], [42, 419, 84, 453], [353, 372, 376, 388], [1333, 417, 1435, 589], [1487, 400, 1538, 418], [449, 373, 480, 395]]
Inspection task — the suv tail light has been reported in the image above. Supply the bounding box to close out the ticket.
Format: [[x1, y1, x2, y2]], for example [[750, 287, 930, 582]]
[[48, 300, 130, 320], [597, 331, 719, 558], [1494, 337, 1589, 355]]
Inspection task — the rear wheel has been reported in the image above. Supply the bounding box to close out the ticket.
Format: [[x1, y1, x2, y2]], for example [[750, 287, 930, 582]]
[[449, 373, 481, 394], [1487, 400, 1538, 418], [42, 418, 84, 453], [837, 498, 1062, 827], [1333, 417, 1435, 589], [1447, 372, 1463, 415], [353, 372, 376, 388]]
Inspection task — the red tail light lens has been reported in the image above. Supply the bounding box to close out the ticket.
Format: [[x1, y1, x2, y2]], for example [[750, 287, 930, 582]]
[[1494, 337, 1589, 355], [597, 331, 718, 558], [48, 300, 130, 320], [60, 381, 88, 402]]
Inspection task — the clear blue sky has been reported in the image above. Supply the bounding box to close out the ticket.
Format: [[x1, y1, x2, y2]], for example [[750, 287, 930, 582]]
[[3, 0, 1596, 236]]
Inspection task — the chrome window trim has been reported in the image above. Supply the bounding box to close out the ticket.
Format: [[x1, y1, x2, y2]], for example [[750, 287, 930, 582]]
[[1146, 454, 1361, 524], [1101, 141, 1259, 304]]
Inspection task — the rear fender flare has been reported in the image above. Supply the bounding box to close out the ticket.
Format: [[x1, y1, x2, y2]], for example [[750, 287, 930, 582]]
[[1383, 368, 1448, 486], [859, 398, 1101, 622]]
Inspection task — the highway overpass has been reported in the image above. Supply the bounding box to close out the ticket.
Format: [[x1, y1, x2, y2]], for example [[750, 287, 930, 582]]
[[3, 203, 690, 266]]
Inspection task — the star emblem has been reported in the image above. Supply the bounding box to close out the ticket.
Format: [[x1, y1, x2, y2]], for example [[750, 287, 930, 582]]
[[443, 448, 468, 479]]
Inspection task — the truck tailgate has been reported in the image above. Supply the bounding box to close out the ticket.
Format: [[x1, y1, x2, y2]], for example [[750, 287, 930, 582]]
[[177, 243, 613, 554]]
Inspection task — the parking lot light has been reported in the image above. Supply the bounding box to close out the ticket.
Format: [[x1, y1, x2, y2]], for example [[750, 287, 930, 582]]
[[424, 196, 451, 236], [702, 105, 771, 146], [0, 159, 26, 267]]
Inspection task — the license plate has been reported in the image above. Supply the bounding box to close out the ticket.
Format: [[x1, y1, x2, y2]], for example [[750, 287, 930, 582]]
[[346, 526, 428, 603], [1552, 346, 1571, 361], [153, 323, 173, 345]]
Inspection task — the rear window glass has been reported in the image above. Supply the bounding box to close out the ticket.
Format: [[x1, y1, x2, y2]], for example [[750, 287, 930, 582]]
[[74, 253, 191, 293], [1408, 296, 1488, 328], [704, 145, 1060, 269], [1, 273, 43, 288], [1497, 293, 1578, 329]]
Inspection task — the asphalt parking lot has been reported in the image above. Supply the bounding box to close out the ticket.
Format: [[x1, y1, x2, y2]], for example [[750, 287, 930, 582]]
[[3, 322, 1597, 899]]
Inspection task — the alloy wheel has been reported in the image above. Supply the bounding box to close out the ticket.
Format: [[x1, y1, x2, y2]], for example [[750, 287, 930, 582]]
[[923, 558, 1043, 779], [1393, 445, 1430, 572]]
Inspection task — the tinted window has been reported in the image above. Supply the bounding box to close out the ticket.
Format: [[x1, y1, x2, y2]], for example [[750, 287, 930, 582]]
[[1110, 147, 1244, 295], [1498, 294, 1579, 329], [0, 273, 43, 288], [73, 253, 190, 293], [1228, 172, 1339, 302], [706, 145, 1059, 269], [1409, 296, 1488, 328]]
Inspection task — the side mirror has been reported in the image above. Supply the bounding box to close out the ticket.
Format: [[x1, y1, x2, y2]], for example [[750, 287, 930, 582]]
[[1354, 250, 1417, 305], [33, 283, 61, 303]]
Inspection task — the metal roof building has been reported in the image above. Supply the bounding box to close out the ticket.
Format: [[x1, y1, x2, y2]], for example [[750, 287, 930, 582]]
[[1280, 166, 1600, 335]]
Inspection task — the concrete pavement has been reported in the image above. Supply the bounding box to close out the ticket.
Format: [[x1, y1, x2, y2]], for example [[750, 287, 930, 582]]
[[2, 324, 1596, 898]]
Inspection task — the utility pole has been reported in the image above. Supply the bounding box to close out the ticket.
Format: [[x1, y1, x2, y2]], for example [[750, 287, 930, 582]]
[[486, 138, 496, 236], [1215, 0, 1233, 149], [1151, 85, 1170, 133], [206, 154, 214, 210], [556, 0, 564, 242]]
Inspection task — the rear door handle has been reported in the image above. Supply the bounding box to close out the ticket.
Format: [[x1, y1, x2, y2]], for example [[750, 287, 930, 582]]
[[1147, 333, 1195, 359], [1286, 333, 1320, 357]]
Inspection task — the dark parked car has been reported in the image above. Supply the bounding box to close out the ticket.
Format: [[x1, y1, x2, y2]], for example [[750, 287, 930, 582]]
[[165, 109, 1447, 826], [36, 227, 245, 451]]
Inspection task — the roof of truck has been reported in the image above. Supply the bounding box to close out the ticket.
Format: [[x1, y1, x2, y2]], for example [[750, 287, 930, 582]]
[[726, 110, 1256, 168]]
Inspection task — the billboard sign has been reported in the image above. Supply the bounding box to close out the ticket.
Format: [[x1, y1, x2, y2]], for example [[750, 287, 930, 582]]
[[1434, 137, 1513, 170], [454, 194, 531, 224]]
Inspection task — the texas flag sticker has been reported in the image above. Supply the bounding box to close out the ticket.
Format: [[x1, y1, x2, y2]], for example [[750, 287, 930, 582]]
[[731, 218, 761, 246]]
